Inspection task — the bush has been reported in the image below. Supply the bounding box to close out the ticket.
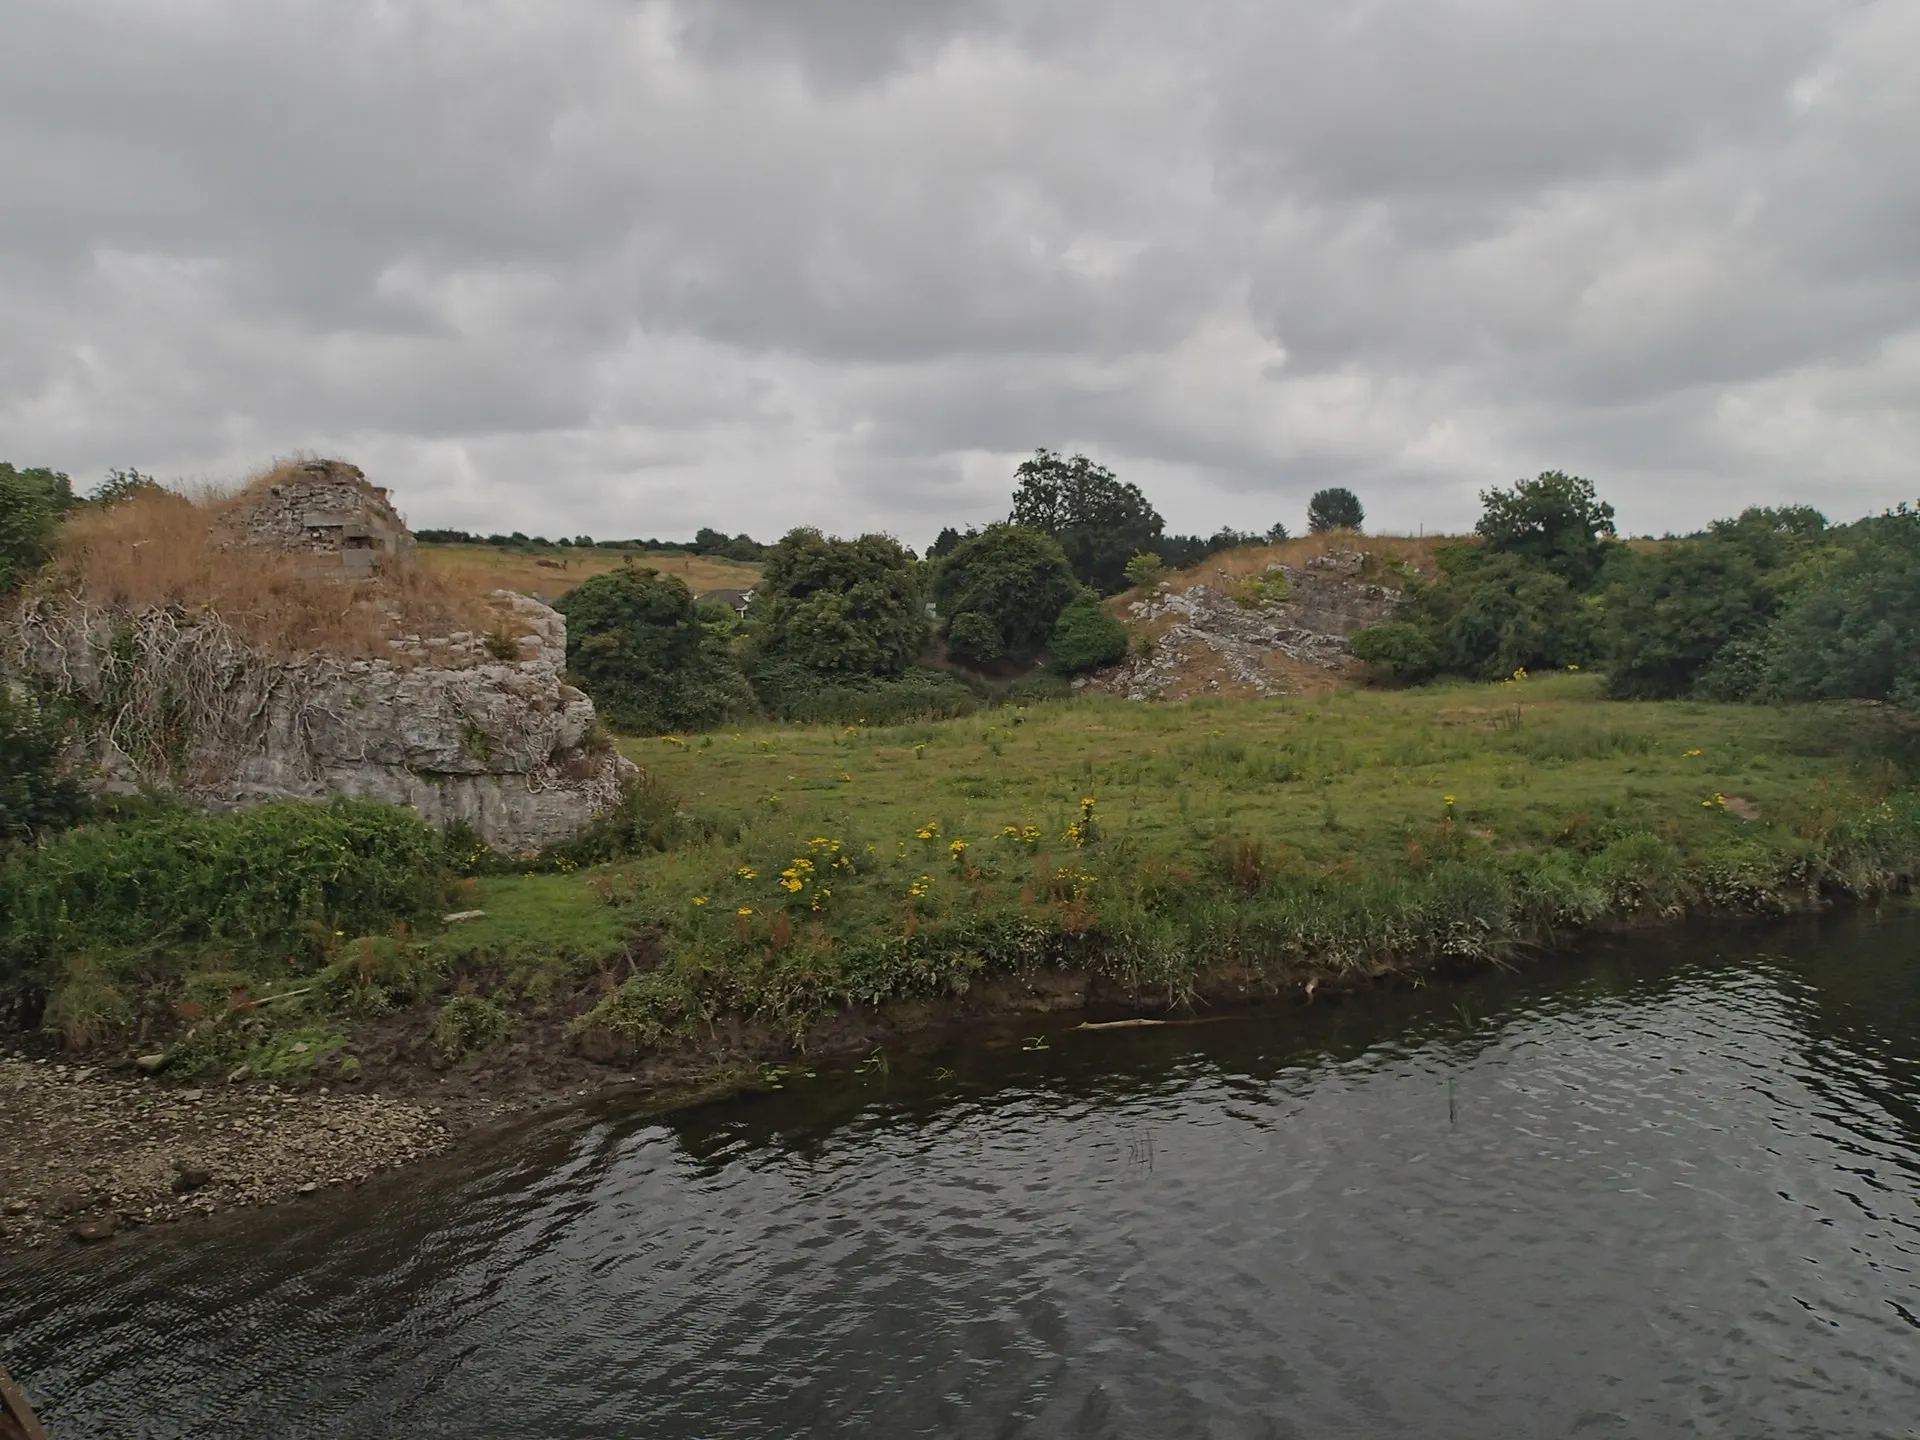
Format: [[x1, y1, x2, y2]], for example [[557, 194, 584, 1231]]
[[0, 463, 69, 596], [1601, 542, 1775, 698], [433, 993, 513, 1063], [932, 525, 1080, 668], [1124, 552, 1167, 588], [747, 660, 984, 726], [559, 565, 754, 733], [0, 686, 87, 843], [1766, 506, 1920, 706], [1306, 487, 1364, 534], [1402, 548, 1596, 680], [0, 799, 451, 1015], [1476, 471, 1617, 591], [753, 528, 929, 677], [1049, 596, 1129, 673], [1350, 621, 1439, 682], [548, 768, 704, 866]]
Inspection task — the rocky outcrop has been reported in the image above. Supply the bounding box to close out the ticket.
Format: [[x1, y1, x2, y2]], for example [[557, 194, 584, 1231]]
[[13, 589, 629, 852], [1089, 550, 1404, 700], [8, 460, 632, 853]]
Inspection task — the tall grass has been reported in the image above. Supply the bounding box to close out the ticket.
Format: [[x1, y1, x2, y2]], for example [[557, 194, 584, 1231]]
[[43, 466, 503, 660], [0, 799, 452, 1028]]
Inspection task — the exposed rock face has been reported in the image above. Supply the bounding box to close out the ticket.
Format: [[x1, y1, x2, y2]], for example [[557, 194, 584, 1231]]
[[206, 600, 627, 850], [1090, 550, 1404, 700], [15, 589, 629, 852], [8, 464, 632, 852]]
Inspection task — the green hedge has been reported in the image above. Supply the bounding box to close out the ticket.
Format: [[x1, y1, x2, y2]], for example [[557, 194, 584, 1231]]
[[0, 799, 451, 1006]]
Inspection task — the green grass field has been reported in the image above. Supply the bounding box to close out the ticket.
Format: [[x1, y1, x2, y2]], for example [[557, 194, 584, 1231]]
[[431, 674, 1920, 1050]]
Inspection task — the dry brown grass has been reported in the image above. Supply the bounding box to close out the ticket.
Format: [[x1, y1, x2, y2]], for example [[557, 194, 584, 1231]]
[[48, 482, 502, 661], [415, 543, 762, 601], [1156, 531, 1469, 597]]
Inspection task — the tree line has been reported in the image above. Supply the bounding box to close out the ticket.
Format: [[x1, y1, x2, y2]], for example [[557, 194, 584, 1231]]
[[1350, 472, 1919, 708]]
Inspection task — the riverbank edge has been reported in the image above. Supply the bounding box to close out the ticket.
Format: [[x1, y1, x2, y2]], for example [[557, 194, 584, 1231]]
[[5, 883, 1899, 1262]]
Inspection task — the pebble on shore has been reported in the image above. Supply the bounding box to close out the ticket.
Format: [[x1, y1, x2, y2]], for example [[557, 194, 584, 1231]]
[[0, 1052, 464, 1253]]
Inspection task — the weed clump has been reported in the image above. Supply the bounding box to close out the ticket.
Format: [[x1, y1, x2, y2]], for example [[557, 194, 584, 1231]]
[[433, 993, 513, 1063]]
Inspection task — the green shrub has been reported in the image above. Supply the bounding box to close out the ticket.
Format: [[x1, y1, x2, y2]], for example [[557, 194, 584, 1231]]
[[752, 528, 929, 677], [748, 660, 984, 725], [0, 464, 67, 596], [433, 993, 513, 1062], [549, 768, 704, 865], [932, 525, 1080, 668], [1350, 621, 1439, 682], [1049, 596, 1129, 673], [1048, 606, 1126, 674], [1766, 507, 1920, 706], [559, 565, 754, 734], [0, 686, 87, 842], [1601, 542, 1775, 698], [0, 799, 451, 1013], [1123, 552, 1166, 588], [1404, 548, 1595, 680]]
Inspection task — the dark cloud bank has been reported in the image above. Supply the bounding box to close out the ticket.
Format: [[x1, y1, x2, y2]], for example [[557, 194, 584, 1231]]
[[2, 0, 1915, 544]]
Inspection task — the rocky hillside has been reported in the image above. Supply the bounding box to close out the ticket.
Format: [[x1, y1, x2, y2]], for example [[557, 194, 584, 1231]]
[[1080, 536, 1454, 700], [7, 461, 630, 853]]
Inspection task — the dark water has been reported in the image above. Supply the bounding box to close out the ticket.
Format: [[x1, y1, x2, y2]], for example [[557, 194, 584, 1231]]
[[5, 912, 1920, 1439]]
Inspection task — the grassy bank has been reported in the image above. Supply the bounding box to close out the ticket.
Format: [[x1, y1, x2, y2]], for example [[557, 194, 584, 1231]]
[[10, 676, 1919, 1081], [439, 674, 1920, 1052]]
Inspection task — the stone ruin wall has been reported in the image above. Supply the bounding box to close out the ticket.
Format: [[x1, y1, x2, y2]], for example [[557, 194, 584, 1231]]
[[10, 461, 632, 853], [222, 459, 414, 578]]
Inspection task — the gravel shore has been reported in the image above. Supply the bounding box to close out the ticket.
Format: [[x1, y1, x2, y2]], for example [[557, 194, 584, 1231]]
[[0, 1053, 481, 1253]]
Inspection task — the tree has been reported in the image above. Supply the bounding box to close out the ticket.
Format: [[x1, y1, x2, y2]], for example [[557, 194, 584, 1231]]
[[931, 525, 1080, 669], [1475, 471, 1616, 591], [0, 464, 67, 596], [927, 526, 968, 559], [1766, 506, 1920, 706], [1601, 543, 1775, 699], [90, 468, 165, 508], [1389, 547, 1595, 680], [1265, 522, 1292, 543], [752, 528, 929, 677], [1123, 552, 1166, 588], [558, 565, 753, 733], [1010, 449, 1164, 595], [1306, 488, 1364, 534], [1048, 594, 1130, 673]]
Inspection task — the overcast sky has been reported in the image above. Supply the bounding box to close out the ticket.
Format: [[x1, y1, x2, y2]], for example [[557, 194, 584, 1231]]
[[3, 0, 1916, 545]]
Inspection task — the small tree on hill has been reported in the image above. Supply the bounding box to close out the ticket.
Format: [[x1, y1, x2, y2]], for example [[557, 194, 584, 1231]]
[[1010, 449, 1164, 595], [932, 525, 1080, 669], [90, 468, 166, 508], [753, 528, 929, 677], [1123, 552, 1166, 588], [1306, 488, 1364, 533], [1476, 471, 1617, 591]]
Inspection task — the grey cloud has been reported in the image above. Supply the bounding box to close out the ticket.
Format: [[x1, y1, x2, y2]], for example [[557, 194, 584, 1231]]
[[0, 0, 1915, 543]]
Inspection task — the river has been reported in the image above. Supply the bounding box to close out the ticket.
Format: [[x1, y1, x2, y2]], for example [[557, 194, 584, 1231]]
[[3, 909, 1918, 1438]]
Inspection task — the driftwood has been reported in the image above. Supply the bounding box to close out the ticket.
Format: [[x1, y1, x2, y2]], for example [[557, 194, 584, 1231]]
[[0, 1361, 48, 1440]]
